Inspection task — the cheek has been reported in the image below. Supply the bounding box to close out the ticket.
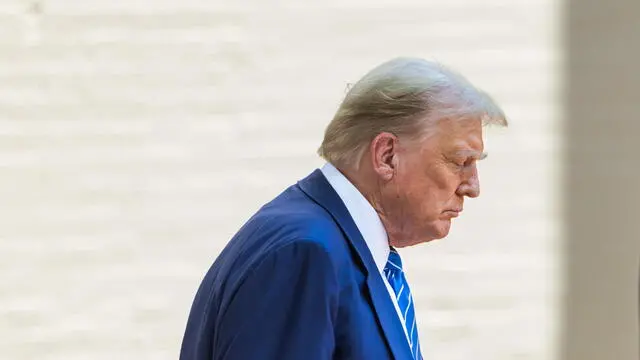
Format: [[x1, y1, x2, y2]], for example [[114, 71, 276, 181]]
[[399, 179, 440, 216], [422, 191, 444, 216], [414, 177, 454, 216], [396, 164, 454, 214], [430, 169, 461, 199]]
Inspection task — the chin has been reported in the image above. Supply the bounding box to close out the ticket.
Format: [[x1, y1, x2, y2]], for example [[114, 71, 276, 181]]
[[394, 222, 451, 247], [398, 232, 444, 247], [429, 221, 452, 240]]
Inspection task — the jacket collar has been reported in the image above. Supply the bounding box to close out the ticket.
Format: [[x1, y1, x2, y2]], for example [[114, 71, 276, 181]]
[[297, 168, 414, 360], [319, 162, 390, 273]]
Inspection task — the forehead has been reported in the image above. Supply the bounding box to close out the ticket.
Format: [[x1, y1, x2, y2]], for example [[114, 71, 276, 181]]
[[433, 117, 484, 152]]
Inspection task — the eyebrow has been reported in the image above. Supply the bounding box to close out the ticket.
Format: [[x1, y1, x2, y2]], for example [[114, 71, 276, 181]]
[[455, 150, 488, 160]]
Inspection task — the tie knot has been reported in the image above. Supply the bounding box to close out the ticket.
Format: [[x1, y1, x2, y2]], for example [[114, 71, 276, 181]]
[[384, 247, 403, 273]]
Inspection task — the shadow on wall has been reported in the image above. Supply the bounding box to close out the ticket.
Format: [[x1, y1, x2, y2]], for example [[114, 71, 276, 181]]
[[561, 0, 640, 359]]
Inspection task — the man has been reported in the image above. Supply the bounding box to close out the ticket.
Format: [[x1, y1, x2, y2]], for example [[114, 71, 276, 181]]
[[179, 57, 508, 359]]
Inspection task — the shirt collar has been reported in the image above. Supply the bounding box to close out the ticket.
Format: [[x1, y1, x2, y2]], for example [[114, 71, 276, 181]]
[[320, 162, 390, 274]]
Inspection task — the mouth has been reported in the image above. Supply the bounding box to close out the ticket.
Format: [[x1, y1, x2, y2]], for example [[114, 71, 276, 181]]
[[443, 209, 462, 218]]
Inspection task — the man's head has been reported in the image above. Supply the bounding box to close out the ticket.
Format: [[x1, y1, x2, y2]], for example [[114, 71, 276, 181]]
[[317, 57, 507, 247]]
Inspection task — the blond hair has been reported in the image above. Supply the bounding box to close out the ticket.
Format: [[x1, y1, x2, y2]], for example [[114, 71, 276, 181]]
[[317, 57, 508, 169]]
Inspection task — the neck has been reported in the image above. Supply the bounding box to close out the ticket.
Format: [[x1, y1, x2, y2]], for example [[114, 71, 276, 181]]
[[337, 163, 402, 247]]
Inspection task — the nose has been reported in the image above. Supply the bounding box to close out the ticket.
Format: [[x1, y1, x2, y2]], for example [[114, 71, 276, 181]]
[[457, 170, 480, 198]]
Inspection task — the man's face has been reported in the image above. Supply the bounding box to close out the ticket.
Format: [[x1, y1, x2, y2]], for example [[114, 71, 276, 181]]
[[381, 117, 484, 247]]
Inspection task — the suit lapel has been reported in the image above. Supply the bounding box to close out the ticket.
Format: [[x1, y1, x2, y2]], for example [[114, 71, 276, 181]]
[[298, 169, 414, 360]]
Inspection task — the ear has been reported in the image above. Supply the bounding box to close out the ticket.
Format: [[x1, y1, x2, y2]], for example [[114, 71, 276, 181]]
[[369, 132, 398, 181]]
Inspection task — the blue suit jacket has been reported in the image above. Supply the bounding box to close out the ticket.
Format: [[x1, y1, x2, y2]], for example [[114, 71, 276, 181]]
[[179, 169, 415, 359]]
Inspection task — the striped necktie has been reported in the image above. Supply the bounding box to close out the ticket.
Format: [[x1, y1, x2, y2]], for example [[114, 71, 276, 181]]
[[383, 247, 423, 360]]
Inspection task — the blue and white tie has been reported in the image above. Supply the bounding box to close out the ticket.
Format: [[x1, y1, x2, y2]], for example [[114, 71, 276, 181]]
[[383, 247, 423, 360]]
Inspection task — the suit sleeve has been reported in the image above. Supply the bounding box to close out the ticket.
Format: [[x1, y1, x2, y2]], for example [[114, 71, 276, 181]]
[[213, 240, 339, 360]]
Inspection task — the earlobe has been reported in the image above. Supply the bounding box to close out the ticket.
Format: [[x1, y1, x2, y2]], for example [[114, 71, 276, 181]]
[[380, 167, 394, 181]]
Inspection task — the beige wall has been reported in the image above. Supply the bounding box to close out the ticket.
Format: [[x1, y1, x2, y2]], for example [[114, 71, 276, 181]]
[[1, 0, 569, 359], [560, 0, 640, 359]]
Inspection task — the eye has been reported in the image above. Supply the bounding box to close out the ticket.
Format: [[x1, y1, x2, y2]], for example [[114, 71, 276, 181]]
[[447, 154, 474, 169], [459, 158, 475, 170]]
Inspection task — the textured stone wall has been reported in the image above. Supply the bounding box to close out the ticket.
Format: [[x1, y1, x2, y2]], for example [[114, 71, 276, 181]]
[[0, 0, 563, 359]]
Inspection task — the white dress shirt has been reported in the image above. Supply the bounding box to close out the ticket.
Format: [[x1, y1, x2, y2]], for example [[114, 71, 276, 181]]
[[320, 162, 411, 344]]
